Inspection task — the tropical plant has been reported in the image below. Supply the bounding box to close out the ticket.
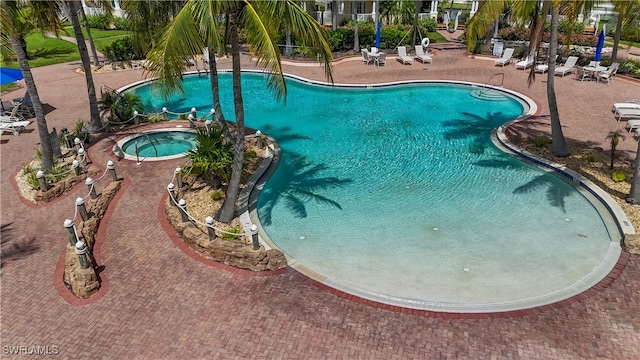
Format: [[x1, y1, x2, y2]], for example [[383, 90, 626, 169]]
[[1, 0, 60, 170], [98, 90, 143, 124], [145, 0, 333, 223], [612, 171, 626, 182], [610, 0, 640, 62], [182, 126, 234, 182], [606, 130, 625, 170]]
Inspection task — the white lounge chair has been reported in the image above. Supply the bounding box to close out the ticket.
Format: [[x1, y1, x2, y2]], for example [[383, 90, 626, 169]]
[[494, 48, 514, 67], [396, 46, 413, 65], [554, 56, 578, 77], [514, 54, 534, 70], [612, 100, 640, 113], [0, 120, 30, 136], [616, 108, 640, 122], [626, 119, 640, 132], [1, 104, 25, 123], [414, 45, 432, 64], [534, 55, 558, 74]]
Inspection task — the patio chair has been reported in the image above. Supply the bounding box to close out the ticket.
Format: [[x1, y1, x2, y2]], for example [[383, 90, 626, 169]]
[[361, 49, 372, 65], [575, 66, 591, 81], [597, 62, 619, 84], [414, 45, 432, 64], [625, 119, 640, 132], [370, 47, 379, 54], [0, 103, 25, 123], [617, 108, 640, 122], [514, 54, 535, 70], [396, 46, 413, 65], [12, 90, 34, 118], [534, 55, 558, 74], [375, 52, 387, 67], [554, 56, 578, 77], [0, 120, 31, 136], [612, 100, 640, 113], [494, 48, 514, 67]]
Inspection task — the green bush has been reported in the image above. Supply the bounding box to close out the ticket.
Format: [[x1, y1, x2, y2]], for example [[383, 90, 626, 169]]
[[103, 37, 140, 61], [418, 18, 438, 33], [222, 226, 243, 240], [327, 28, 354, 52], [612, 171, 627, 182], [533, 136, 550, 148], [112, 17, 130, 31], [210, 189, 224, 201], [86, 14, 112, 30], [586, 153, 598, 162]]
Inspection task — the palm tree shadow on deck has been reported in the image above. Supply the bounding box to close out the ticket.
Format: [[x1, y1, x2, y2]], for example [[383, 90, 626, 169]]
[[259, 153, 353, 227], [0, 223, 40, 268]]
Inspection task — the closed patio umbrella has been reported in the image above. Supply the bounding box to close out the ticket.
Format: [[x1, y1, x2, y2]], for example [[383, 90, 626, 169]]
[[594, 30, 605, 63], [375, 20, 381, 49], [0, 67, 24, 85]]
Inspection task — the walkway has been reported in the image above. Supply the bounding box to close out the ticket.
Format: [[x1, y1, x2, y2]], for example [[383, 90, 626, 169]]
[[1, 51, 640, 359]]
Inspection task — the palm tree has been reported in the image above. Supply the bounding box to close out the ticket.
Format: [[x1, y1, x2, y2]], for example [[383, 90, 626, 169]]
[[66, 0, 101, 133], [466, 0, 570, 157], [611, 0, 640, 62], [146, 0, 333, 223], [606, 130, 625, 170], [1, 0, 59, 170]]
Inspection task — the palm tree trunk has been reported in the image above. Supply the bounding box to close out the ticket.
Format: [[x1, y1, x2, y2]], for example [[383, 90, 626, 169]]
[[68, 0, 101, 133], [285, 27, 292, 57], [79, 4, 100, 66], [628, 139, 640, 204], [412, 1, 419, 47], [217, 12, 245, 224], [10, 36, 54, 170], [611, 7, 623, 62], [353, 14, 359, 51], [548, 4, 570, 157]]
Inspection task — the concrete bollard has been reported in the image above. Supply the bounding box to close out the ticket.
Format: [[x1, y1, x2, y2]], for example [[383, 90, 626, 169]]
[[75, 241, 90, 269], [256, 130, 264, 149], [175, 167, 182, 188], [107, 160, 117, 181], [72, 160, 81, 175], [85, 177, 98, 199], [205, 119, 212, 131], [77, 148, 88, 167], [162, 107, 168, 121], [205, 216, 215, 241], [74, 137, 82, 152], [178, 199, 189, 222], [36, 170, 48, 192], [167, 183, 177, 206], [133, 110, 139, 125], [76, 197, 89, 221], [250, 224, 260, 250], [190, 107, 197, 120], [102, 118, 111, 133], [64, 219, 78, 246], [187, 114, 195, 129]]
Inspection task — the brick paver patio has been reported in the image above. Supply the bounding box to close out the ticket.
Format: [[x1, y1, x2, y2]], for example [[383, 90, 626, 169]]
[[1, 50, 639, 359]]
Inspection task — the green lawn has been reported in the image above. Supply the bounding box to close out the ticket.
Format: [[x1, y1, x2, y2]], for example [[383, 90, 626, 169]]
[[63, 26, 130, 40], [2, 33, 80, 68]]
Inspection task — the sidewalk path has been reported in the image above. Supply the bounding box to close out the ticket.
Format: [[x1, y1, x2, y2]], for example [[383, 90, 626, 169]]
[[1, 51, 639, 359]]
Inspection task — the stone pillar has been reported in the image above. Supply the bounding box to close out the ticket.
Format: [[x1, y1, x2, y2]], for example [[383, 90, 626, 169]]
[[86, 177, 98, 199], [74, 137, 82, 152], [76, 197, 89, 221], [175, 167, 183, 188], [162, 107, 168, 121], [430, 0, 438, 20], [78, 148, 88, 167], [107, 160, 117, 181], [72, 160, 81, 175], [75, 241, 90, 269], [178, 199, 189, 222], [206, 216, 216, 241], [64, 219, 78, 246], [36, 170, 48, 192], [133, 110, 139, 125], [256, 130, 264, 149]]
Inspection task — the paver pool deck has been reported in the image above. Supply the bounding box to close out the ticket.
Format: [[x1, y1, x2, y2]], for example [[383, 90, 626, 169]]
[[1, 49, 640, 359]]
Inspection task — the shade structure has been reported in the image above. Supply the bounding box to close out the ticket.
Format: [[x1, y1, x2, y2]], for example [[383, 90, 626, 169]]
[[594, 30, 604, 62], [0, 67, 24, 85], [375, 21, 381, 49]]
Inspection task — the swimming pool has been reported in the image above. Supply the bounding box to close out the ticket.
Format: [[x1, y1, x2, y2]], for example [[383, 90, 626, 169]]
[[128, 72, 624, 312], [114, 129, 197, 161]]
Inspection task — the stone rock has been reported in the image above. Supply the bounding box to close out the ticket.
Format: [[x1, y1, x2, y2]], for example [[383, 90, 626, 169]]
[[624, 234, 640, 254]]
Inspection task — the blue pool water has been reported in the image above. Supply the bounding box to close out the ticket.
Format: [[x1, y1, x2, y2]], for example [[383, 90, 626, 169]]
[[130, 73, 620, 311], [121, 131, 196, 158]]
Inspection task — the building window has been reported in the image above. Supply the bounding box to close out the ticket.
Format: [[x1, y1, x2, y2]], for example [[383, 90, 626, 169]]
[[355, 1, 365, 14]]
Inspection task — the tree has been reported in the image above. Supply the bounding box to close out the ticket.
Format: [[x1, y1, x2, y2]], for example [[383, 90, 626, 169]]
[[467, 0, 570, 157], [67, 0, 101, 133], [627, 139, 640, 204], [606, 130, 625, 170], [146, 0, 333, 223], [611, 0, 640, 62], [1, 0, 60, 170], [78, 4, 100, 66]]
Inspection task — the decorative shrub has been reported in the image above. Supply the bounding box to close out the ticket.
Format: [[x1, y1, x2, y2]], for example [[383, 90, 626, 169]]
[[112, 17, 130, 31], [533, 136, 550, 148], [418, 18, 438, 33], [103, 37, 139, 61], [222, 226, 243, 241], [85, 14, 111, 30], [612, 171, 627, 182]]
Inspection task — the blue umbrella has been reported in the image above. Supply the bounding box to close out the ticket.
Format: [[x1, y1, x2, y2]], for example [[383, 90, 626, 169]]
[[0, 67, 24, 85], [375, 21, 381, 49], [594, 30, 605, 62]]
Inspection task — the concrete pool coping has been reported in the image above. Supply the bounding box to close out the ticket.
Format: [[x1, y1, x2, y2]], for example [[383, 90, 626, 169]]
[[122, 71, 632, 313]]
